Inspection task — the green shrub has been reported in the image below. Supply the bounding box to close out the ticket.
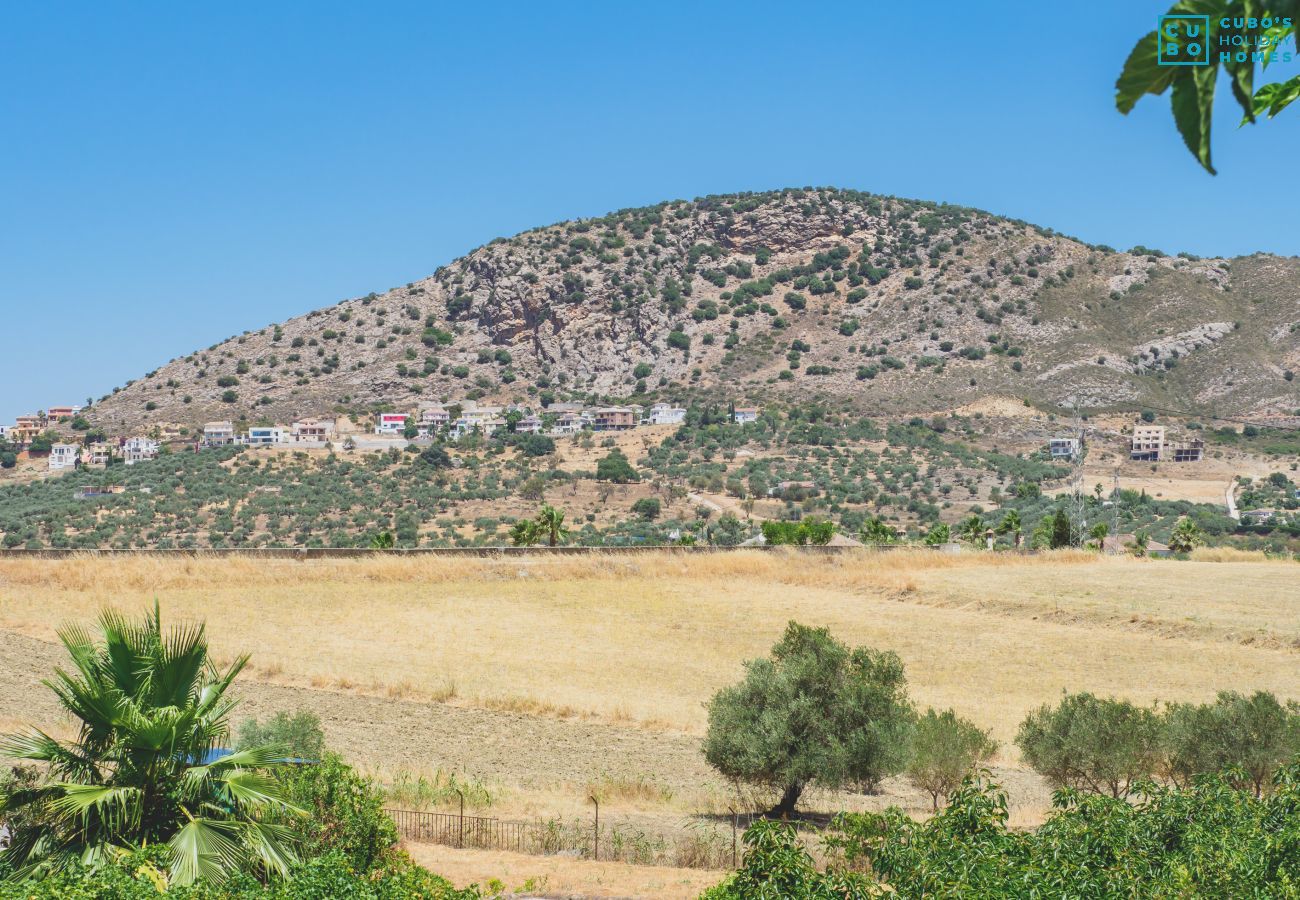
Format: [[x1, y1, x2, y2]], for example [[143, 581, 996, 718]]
[[237, 710, 325, 760], [700, 820, 873, 899], [831, 764, 1300, 897], [630, 497, 661, 520], [1161, 691, 1300, 795], [907, 709, 998, 809], [596, 449, 638, 483], [1016, 692, 1163, 797]]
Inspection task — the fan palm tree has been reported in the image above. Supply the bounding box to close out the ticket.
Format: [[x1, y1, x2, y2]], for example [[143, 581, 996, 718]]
[[0, 603, 301, 885], [996, 510, 1023, 548], [509, 517, 540, 546], [957, 514, 986, 545], [1168, 517, 1204, 553], [536, 504, 569, 547], [922, 522, 951, 546]]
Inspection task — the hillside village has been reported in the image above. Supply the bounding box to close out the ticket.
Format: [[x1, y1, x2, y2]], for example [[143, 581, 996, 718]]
[[2, 386, 1297, 553], [1, 192, 1296, 549], [0, 399, 759, 471]]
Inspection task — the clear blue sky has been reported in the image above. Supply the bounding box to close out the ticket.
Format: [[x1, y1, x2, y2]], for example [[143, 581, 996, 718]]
[[2, 1, 1298, 423]]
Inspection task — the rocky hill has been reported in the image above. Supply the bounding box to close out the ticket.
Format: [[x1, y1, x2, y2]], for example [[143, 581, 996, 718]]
[[87, 188, 1300, 434]]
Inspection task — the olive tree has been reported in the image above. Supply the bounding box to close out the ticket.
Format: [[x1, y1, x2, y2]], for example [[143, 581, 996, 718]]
[[906, 708, 999, 810], [703, 622, 914, 816], [1016, 692, 1163, 798], [1162, 691, 1300, 795]]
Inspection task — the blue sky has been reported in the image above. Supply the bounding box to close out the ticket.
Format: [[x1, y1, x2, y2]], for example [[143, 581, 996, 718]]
[[2, 1, 1298, 423]]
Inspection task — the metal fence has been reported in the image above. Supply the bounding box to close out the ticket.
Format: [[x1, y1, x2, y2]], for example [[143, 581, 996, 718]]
[[388, 808, 537, 854], [385, 806, 745, 870]]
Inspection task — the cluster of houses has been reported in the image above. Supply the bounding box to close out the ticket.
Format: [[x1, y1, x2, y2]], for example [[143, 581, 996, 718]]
[[200, 418, 336, 448], [1044, 422, 1205, 465], [376, 401, 760, 438], [48, 436, 162, 471], [3, 399, 765, 471], [198, 402, 763, 448], [0, 407, 160, 473], [373, 401, 722, 438], [0, 405, 83, 446]]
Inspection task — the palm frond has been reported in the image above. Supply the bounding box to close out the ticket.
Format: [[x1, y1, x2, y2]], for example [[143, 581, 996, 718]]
[[167, 817, 244, 886], [218, 770, 303, 814], [48, 783, 144, 834], [0, 728, 101, 779], [240, 820, 300, 879]]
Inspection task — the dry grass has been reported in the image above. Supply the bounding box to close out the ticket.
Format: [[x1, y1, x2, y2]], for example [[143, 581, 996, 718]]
[[1, 551, 1296, 749]]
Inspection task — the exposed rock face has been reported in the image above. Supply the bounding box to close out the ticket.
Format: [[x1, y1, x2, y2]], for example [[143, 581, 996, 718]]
[[1131, 323, 1235, 373], [86, 189, 1300, 435]]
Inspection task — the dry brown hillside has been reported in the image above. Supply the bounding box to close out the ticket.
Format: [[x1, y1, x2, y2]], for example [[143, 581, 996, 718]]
[[87, 188, 1300, 435]]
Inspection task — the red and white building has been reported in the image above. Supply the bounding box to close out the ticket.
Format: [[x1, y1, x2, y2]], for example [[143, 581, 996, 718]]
[[374, 412, 410, 435]]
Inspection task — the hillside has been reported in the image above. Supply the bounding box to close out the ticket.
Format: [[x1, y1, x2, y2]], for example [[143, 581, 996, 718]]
[[85, 188, 1300, 435]]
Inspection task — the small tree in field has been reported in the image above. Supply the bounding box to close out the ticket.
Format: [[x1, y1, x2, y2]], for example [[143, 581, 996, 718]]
[[703, 622, 913, 816], [1162, 691, 1300, 796], [595, 449, 638, 483], [1016, 692, 1163, 798], [907, 709, 999, 810]]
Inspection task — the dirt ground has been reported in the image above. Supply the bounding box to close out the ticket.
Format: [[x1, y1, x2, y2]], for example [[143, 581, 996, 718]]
[[405, 843, 723, 899]]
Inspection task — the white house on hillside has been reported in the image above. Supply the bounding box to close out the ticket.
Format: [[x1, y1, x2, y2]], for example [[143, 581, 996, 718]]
[[646, 403, 686, 425], [49, 443, 79, 470], [123, 437, 159, 465], [1049, 437, 1080, 460], [733, 407, 760, 424], [244, 426, 288, 447], [202, 421, 236, 447]]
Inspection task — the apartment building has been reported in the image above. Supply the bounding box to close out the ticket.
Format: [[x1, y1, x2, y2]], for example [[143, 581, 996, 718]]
[[1130, 424, 1165, 461], [591, 406, 636, 431]]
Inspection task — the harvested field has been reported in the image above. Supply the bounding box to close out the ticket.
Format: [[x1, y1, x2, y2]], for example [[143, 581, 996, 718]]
[[2, 550, 1296, 745], [0, 550, 1296, 867]]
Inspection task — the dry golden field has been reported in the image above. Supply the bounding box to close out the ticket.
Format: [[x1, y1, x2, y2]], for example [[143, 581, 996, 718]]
[[2, 550, 1296, 740], [0, 548, 1297, 893]]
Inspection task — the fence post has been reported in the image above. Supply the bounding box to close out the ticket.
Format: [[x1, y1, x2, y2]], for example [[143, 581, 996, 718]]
[[589, 794, 599, 861], [729, 806, 738, 869], [455, 789, 465, 848]]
